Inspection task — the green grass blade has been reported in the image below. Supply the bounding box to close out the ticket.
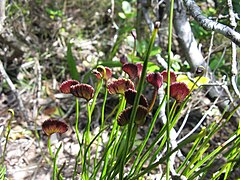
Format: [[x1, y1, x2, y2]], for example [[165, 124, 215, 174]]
[[177, 127, 206, 173], [67, 43, 79, 80], [129, 132, 203, 180], [188, 134, 239, 180]]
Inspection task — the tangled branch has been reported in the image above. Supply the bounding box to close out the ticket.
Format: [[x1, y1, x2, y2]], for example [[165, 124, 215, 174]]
[[183, 0, 240, 47]]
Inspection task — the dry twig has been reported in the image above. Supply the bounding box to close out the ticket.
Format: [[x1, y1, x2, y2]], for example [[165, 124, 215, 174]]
[[0, 60, 29, 120], [0, 0, 6, 32], [227, 0, 240, 98]]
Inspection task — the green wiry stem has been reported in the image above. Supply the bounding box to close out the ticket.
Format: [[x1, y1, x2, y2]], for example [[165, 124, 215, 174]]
[[86, 102, 92, 146], [129, 95, 167, 177], [73, 98, 81, 178], [82, 102, 92, 179], [75, 98, 81, 145], [169, 100, 177, 121], [58, 162, 66, 180], [90, 79, 103, 114], [94, 83, 108, 167], [53, 143, 62, 180], [101, 83, 108, 127], [47, 136, 54, 159], [101, 96, 126, 179], [47, 136, 63, 180], [166, 0, 175, 179], [129, 132, 205, 180], [1, 109, 14, 164], [119, 22, 160, 179]]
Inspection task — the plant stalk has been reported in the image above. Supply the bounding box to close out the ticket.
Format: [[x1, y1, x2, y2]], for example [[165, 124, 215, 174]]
[[166, 0, 175, 179]]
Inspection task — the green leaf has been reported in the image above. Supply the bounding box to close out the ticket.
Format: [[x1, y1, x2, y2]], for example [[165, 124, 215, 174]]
[[177, 75, 209, 90], [136, 40, 147, 55], [0, 165, 6, 179], [46, 8, 63, 17], [147, 62, 160, 72], [150, 47, 161, 56], [108, 26, 133, 61], [122, 1, 131, 14], [128, 54, 141, 62], [209, 57, 225, 71], [194, 76, 210, 86], [67, 43, 79, 80], [118, 12, 126, 19], [126, 35, 134, 47]]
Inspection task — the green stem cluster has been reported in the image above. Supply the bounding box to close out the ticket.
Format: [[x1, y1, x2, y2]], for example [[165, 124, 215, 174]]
[[47, 136, 63, 180], [101, 96, 126, 179], [94, 82, 108, 167], [73, 98, 81, 178], [119, 22, 160, 179]]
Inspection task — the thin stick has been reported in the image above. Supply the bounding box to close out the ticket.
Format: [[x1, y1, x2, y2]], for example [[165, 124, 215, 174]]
[[1, 109, 14, 164], [0, 60, 28, 120], [177, 96, 220, 144], [227, 0, 240, 98]]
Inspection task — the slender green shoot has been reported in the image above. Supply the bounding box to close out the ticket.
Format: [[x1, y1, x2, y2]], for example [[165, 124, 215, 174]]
[[90, 79, 103, 114], [100, 96, 126, 179], [82, 102, 92, 179], [94, 83, 108, 167], [166, 0, 175, 178], [47, 136, 54, 159], [119, 22, 160, 179], [53, 143, 62, 180], [73, 98, 81, 178], [129, 95, 167, 177], [1, 109, 14, 164]]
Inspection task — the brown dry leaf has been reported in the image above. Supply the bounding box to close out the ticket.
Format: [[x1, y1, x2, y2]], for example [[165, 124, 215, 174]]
[[43, 106, 57, 115], [10, 125, 32, 140]]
